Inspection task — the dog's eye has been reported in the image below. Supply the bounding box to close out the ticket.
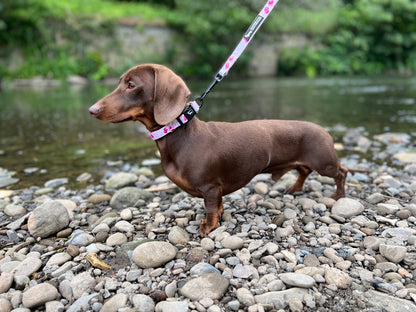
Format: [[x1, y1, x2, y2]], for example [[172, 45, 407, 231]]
[[127, 81, 135, 89]]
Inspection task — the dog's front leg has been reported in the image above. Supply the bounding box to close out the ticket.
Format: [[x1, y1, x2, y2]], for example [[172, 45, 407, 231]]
[[199, 186, 224, 237]]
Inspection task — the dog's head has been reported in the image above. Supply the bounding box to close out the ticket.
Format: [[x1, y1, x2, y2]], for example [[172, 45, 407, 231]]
[[89, 64, 191, 130]]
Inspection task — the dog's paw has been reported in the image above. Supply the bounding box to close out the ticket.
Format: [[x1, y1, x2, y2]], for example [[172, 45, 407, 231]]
[[199, 220, 217, 237]]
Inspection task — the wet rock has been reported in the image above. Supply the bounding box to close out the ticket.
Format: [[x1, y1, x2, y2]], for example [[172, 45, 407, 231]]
[[44, 178, 68, 188], [180, 273, 229, 300], [105, 172, 138, 190], [132, 241, 177, 268], [22, 283, 59, 308], [27, 200, 70, 238]]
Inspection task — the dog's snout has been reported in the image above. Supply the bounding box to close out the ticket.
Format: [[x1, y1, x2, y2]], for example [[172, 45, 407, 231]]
[[89, 104, 101, 116]]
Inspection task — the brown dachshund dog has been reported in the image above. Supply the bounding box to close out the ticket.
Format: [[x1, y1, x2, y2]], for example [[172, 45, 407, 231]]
[[89, 64, 348, 236]]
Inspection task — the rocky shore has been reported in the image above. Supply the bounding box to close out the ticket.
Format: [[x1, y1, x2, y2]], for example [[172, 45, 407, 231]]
[[0, 130, 416, 312]]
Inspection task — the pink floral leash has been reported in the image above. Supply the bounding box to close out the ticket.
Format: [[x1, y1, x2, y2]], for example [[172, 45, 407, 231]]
[[149, 0, 279, 140]]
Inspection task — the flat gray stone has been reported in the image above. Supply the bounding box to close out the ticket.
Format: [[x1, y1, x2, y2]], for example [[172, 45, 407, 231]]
[[279, 273, 315, 288], [105, 172, 138, 190], [332, 198, 364, 218], [255, 288, 309, 309], [110, 187, 153, 209], [132, 241, 177, 268], [179, 273, 229, 301], [363, 290, 416, 312], [22, 283, 59, 308]]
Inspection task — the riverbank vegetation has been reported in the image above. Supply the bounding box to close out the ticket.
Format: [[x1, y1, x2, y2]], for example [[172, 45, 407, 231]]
[[1, 0, 415, 79]]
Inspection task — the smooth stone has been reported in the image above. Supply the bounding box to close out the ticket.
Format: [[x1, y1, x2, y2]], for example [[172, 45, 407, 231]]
[[201, 237, 215, 251], [132, 241, 177, 268], [106, 233, 128, 246], [0, 298, 12, 312], [4, 204, 26, 217], [236, 288, 255, 307], [279, 272, 315, 288], [70, 272, 96, 299], [120, 208, 133, 220], [110, 187, 153, 209], [132, 294, 155, 312], [281, 250, 297, 263], [190, 263, 221, 277], [67, 230, 95, 247], [76, 172, 92, 182], [113, 220, 135, 233], [45, 301, 64, 312], [44, 178, 68, 188], [45, 252, 72, 267], [394, 152, 416, 163], [232, 264, 253, 279], [179, 273, 229, 300], [0, 177, 19, 188], [255, 288, 309, 308], [12, 257, 42, 277], [22, 283, 59, 308], [254, 182, 269, 195], [363, 236, 383, 250], [105, 172, 138, 190], [221, 236, 244, 250], [168, 226, 190, 245], [88, 194, 111, 204], [379, 244, 407, 263], [155, 301, 188, 312], [27, 200, 70, 238], [366, 193, 385, 204], [324, 267, 351, 289], [331, 198, 364, 218], [100, 293, 128, 312], [66, 293, 99, 312], [0, 272, 14, 293], [165, 281, 177, 298], [364, 290, 416, 312]]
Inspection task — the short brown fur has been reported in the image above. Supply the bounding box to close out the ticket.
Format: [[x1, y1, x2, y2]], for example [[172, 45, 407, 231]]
[[89, 64, 348, 236]]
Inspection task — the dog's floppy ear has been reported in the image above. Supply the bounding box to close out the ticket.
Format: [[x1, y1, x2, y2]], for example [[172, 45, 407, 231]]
[[152, 65, 191, 125]]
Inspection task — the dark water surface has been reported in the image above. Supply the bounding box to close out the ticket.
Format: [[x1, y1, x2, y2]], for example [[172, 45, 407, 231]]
[[1, 75, 415, 189]]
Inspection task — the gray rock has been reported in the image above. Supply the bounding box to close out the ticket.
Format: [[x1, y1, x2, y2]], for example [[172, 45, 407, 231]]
[[180, 273, 230, 300], [22, 283, 59, 308], [279, 272, 315, 288], [236, 288, 255, 307], [67, 230, 95, 246], [105, 172, 138, 190], [363, 290, 416, 312], [190, 263, 221, 277], [27, 200, 70, 238], [0, 272, 14, 294], [45, 301, 65, 312], [201, 237, 215, 251], [168, 226, 190, 245], [100, 293, 128, 312], [4, 204, 26, 217], [12, 257, 42, 277], [233, 264, 253, 278], [106, 233, 128, 246], [221, 236, 244, 250], [66, 293, 99, 312], [132, 241, 177, 268], [70, 272, 96, 299], [44, 178, 68, 188], [255, 288, 309, 309], [155, 301, 188, 312], [331, 198, 364, 218], [113, 220, 135, 233], [110, 187, 153, 209], [0, 298, 12, 312], [45, 252, 72, 267], [324, 268, 351, 289], [254, 182, 269, 195], [0, 177, 19, 188], [379, 244, 407, 263], [131, 294, 155, 312], [366, 192, 385, 204], [165, 281, 177, 298]]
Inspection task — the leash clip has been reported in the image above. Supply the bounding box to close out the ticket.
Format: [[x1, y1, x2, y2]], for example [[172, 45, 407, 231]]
[[176, 104, 197, 125]]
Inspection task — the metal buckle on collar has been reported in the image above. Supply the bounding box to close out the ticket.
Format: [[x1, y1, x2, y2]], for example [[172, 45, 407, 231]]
[[176, 105, 196, 125]]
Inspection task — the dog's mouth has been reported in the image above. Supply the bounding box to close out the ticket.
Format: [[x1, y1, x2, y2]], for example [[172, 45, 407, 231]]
[[113, 116, 134, 123]]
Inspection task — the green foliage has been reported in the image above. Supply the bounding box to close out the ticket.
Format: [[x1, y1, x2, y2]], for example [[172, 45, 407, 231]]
[[279, 0, 416, 76]]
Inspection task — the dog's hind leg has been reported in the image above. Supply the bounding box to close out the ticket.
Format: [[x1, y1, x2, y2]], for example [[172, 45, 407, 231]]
[[332, 164, 348, 200], [286, 165, 312, 194]]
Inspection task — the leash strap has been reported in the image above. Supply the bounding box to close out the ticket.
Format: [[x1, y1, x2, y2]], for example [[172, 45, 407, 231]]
[[197, 0, 279, 104], [149, 0, 278, 140], [149, 101, 200, 140]]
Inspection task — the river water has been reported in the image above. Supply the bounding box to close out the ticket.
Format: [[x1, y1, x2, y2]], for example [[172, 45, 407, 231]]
[[1, 75, 415, 189]]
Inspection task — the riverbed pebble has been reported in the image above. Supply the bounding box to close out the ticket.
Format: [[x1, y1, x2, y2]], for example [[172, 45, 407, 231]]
[[1, 131, 416, 311]]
